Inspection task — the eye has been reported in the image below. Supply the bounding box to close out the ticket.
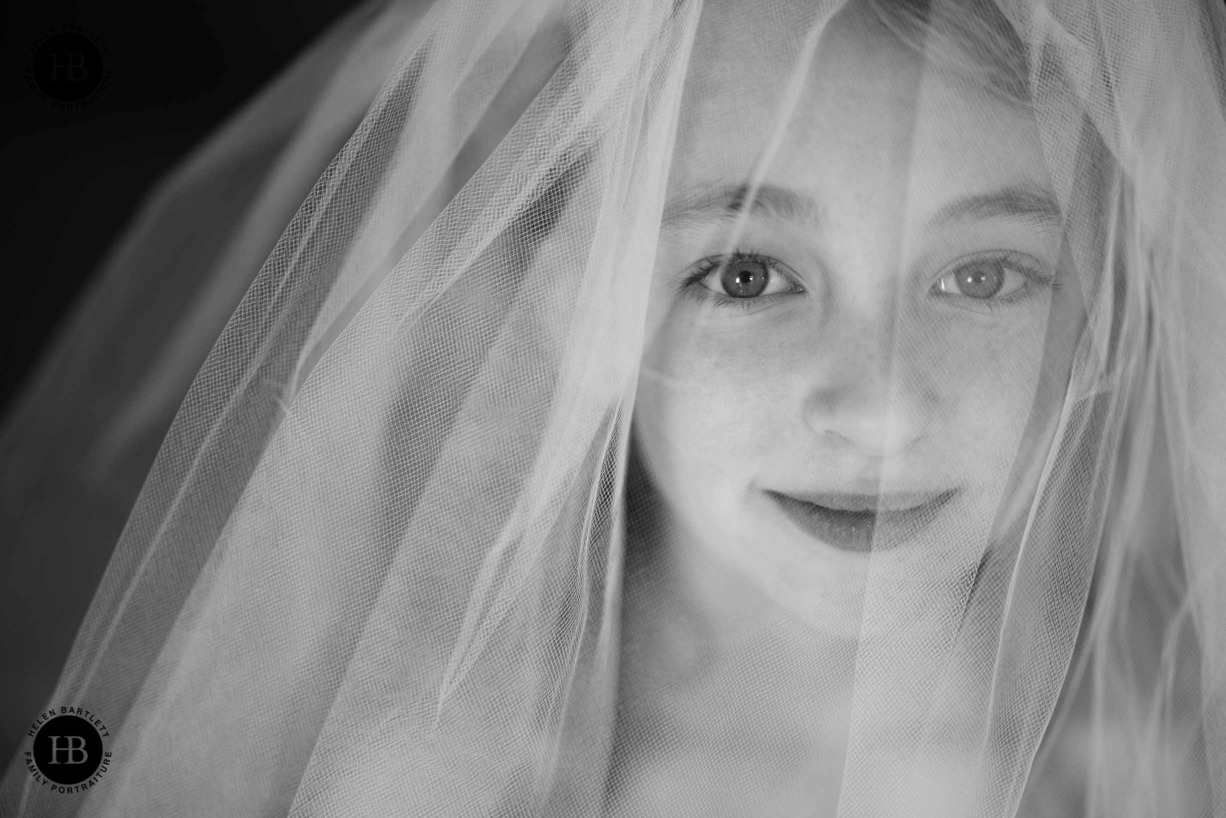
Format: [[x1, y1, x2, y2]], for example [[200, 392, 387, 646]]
[[931, 253, 1048, 302], [692, 253, 802, 300]]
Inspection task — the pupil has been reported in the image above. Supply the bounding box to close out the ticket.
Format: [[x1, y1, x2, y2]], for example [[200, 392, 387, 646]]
[[721, 260, 769, 298]]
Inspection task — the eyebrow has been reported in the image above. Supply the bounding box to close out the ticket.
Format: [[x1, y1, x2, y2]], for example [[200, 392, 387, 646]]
[[662, 183, 825, 232], [661, 181, 1063, 232], [930, 182, 1063, 229]]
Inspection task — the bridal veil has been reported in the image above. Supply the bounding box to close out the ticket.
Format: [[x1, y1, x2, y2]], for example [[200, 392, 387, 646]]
[[3, 0, 1224, 814]]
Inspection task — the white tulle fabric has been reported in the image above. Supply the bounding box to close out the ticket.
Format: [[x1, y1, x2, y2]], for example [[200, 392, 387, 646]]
[[2, 0, 1224, 815]]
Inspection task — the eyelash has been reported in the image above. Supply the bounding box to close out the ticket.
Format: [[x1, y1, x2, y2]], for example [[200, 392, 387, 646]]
[[931, 250, 1063, 314], [679, 250, 803, 312], [679, 249, 1061, 313]]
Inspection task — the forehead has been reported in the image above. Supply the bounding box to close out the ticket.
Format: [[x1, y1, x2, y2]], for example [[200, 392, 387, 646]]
[[669, 0, 1051, 226]]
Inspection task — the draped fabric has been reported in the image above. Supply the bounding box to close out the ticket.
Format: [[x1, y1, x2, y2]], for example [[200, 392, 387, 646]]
[[3, 0, 1224, 814]]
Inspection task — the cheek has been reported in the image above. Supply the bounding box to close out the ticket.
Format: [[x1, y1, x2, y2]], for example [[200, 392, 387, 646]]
[[926, 319, 1054, 480], [636, 319, 795, 495]]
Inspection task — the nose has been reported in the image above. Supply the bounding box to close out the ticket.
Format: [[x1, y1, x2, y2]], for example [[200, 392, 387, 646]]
[[800, 313, 934, 457]]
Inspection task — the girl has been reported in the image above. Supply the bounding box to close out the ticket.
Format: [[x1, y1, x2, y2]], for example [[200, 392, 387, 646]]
[[3, 0, 1222, 814]]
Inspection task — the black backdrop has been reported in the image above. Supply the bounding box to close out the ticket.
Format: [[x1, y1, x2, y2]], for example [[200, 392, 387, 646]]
[[1, 0, 367, 766]]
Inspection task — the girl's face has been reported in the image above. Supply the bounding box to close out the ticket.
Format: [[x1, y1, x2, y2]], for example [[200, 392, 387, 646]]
[[634, 1, 1085, 634]]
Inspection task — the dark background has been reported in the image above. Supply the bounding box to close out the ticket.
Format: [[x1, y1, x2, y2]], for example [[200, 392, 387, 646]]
[[2, 0, 365, 765]]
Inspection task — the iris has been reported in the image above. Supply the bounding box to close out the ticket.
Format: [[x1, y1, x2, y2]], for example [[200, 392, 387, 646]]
[[721, 258, 772, 298], [952, 260, 1005, 299]]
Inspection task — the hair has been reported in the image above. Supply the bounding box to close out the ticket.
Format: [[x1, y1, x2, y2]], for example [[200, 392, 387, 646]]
[[863, 0, 1031, 106]]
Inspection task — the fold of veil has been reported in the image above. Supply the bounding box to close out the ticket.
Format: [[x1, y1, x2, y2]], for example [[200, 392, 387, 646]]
[[0, 0, 431, 720], [2, 0, 1223, 815]]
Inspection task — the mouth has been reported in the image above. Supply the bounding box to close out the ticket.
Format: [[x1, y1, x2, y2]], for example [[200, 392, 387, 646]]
[[764, 489, 956, 553]]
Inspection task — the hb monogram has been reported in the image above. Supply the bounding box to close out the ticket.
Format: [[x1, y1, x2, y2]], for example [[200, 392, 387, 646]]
[[46, 735, 89, 764]]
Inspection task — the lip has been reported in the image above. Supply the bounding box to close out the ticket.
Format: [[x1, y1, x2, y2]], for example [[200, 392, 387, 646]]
[[764, 489, 956, 553]]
